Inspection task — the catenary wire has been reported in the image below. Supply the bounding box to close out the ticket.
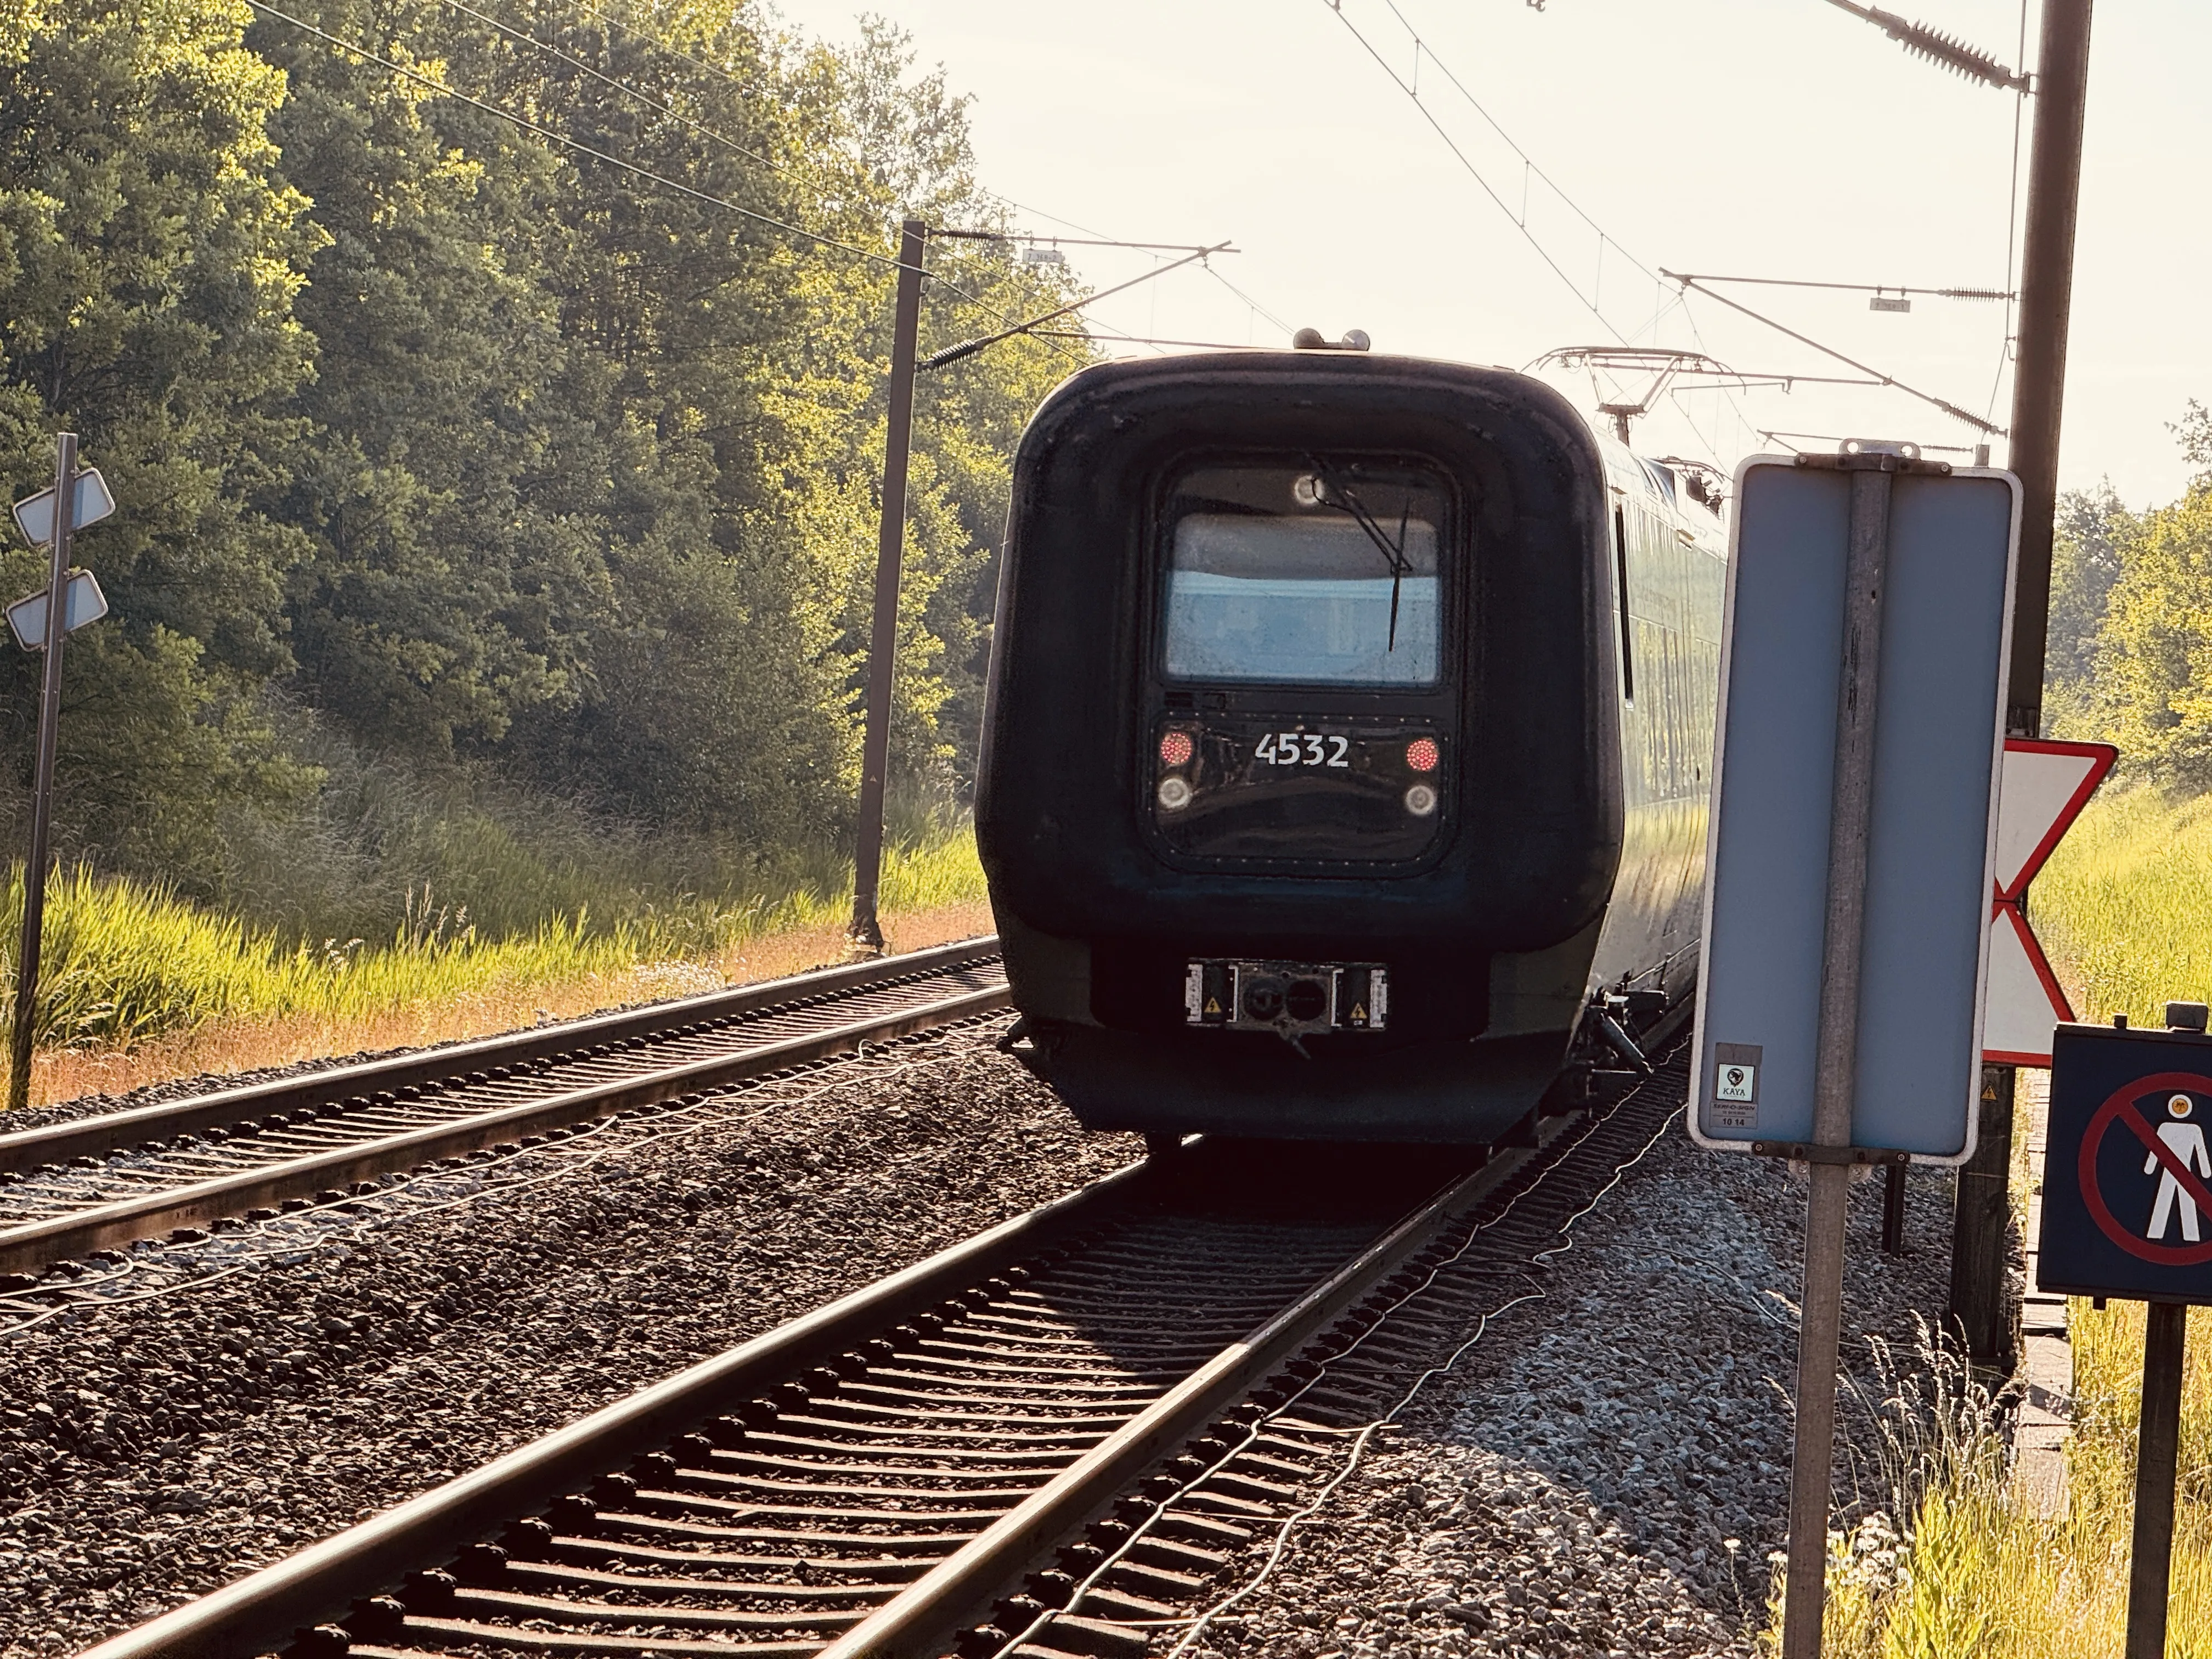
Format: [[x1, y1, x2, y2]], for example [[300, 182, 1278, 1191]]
[[244, 0, 1093, 369], [1379, 0, 1668, 296], [432, 0, 781, 168], [378, 0, 1270, 369], [1207, 266, 1296, 338], [1986, 0, 2030, 425], [1330, 0, 2018, 455], [1668, 272, 2007, 438], [1324, 0, 1630, 345], [244, 0, 905, 270]]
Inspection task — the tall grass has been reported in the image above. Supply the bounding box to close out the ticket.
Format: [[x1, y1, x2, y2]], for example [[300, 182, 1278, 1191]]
[[1773, 784, 2212, 1653], [0, 826, 989, 1095], [2034, 784, 2212, 1024], [1799, 1307, 2212, 1655]]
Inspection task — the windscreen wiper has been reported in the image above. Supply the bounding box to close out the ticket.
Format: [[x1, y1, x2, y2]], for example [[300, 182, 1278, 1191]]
[[1307, 459, 1414, 651]]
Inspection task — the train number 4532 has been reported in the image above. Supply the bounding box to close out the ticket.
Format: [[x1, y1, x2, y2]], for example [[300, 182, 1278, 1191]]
[[1254, 732, 1350, 768]]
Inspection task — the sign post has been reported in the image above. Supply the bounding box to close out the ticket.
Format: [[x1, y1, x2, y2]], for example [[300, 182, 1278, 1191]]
[[2038, 1009, 2212, 1659], [1692, 444, 2021, 1656], [847, 218, 929, 958], [7, 435, 115, 1111]]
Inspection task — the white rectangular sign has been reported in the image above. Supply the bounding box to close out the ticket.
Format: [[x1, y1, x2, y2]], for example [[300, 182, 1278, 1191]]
[[7, 569, 108, 648], [12, 468, 116, 546], [1691, 455, 2020, 1163]]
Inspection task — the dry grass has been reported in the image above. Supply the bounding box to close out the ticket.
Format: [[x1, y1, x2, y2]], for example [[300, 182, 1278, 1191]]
[[31, 895, 993, 1106], [2034, 783, 2212, 1025], [2, 828, 993, 1110]]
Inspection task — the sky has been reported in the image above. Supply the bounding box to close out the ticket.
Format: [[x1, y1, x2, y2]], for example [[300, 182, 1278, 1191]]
[[769, 0, 2210, 507]]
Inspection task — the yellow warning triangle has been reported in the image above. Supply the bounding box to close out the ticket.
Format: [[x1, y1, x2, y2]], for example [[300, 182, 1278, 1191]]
[[1351, 1003, 1367, 1021], [1204, 997, 1221, 1015]]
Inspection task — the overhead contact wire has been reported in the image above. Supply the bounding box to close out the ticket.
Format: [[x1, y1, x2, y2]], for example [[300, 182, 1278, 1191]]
[[1666, 272, 2007, 437], [1323, 0, 1629, 345], [432, 0, 781, 168], [243, 0, 905, 270]]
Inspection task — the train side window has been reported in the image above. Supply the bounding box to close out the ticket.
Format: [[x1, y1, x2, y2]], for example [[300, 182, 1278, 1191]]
[[1612, 503, 1635, 704]]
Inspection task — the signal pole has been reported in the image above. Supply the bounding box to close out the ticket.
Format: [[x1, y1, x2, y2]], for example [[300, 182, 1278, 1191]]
[[1950, 0, 2095, 1364], [9, 433, 78, 1112], [848, 218, 929, 956]]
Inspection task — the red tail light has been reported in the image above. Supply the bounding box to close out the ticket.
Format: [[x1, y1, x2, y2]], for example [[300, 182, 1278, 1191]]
[[1159, 730, 1195, 768], [1406, 737, 1438, 772]]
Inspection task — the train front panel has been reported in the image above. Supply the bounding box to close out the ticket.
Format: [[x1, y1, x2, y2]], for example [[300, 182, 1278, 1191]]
[[977, 352, 1646, 1142]]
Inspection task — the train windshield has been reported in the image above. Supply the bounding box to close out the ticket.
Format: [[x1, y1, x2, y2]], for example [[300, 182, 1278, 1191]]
[[1161, 462, 1447, 687]]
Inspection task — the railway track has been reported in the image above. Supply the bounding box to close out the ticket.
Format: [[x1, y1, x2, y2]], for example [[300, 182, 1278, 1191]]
[[0, 940, 1006, 1285], [75, 1051, 1688, 1659]]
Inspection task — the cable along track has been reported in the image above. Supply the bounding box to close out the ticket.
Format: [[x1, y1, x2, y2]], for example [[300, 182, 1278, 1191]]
[[0, 940, 1006, 1282], [76, 1056, 1687, 1659]]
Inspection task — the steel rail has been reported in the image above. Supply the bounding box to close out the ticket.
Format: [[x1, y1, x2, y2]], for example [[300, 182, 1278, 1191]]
[[73, 1159, 1151, 1659], [74, 1113, 1574, 1659], [0, 936, 1001, 1174], [812, 1150, 1523, 1659], [0, 984, 1008, 1277]]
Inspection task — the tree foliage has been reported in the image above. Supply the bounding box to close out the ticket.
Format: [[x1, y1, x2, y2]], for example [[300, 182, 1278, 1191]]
[[2050, 403, 2212, 788], [0, 0, 1081, 922]]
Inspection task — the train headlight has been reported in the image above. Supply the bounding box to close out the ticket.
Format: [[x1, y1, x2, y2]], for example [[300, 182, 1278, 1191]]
[[1158, 776, 1194, 811], [1404, 783, 1438, 817]]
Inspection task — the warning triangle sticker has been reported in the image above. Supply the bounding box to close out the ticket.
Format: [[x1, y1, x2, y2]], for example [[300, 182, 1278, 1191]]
[[1204, 997, 1220, 1015]]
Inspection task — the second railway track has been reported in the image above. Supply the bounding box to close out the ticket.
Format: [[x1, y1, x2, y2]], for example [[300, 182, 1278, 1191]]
[[0, 939, 1006, 1283], [75, 1049, 1688, 1659]]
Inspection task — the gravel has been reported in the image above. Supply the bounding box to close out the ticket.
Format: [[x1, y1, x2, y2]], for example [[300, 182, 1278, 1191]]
[[0, 1019, 1137, 1656], [1170, 1116, 1959, 1658]]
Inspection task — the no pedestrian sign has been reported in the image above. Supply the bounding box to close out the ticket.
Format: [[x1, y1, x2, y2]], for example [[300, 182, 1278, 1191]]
[[2040, 1021, 2212, 1302]]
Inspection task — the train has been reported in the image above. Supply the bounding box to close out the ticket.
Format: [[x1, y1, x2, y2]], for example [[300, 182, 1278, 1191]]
[[973, 344, 1726, 1144]]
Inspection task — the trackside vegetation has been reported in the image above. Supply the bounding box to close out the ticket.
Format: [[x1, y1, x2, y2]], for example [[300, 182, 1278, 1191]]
[[0, 827, 988, 1101], [0, 0, 1069, 1025], [1793, 1294, 2212, 1656], [0, 0, 1071, 1093]]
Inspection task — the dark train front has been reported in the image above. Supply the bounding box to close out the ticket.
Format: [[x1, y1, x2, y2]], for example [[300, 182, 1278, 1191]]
[[975, 348, 1722, 1143]]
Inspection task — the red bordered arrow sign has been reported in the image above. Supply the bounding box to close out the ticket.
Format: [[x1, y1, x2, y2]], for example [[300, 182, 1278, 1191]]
[[1983, 737, 2118, 1066]]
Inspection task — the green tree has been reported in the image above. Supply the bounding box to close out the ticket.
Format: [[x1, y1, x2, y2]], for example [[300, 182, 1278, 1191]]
[[0, 0, 324, 881], [2044, 481, 2135, 737], [2092, 479, 2212, 783], [0, 0, 1085, 933]]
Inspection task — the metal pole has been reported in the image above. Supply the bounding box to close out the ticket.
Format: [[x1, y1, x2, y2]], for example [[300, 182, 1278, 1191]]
[[1948, 1066, 2015, 1360], [848, 218, 929, 956], [1950, 0, 2093, 1385], [1881, 1159, 1908, 1256], [2003, 0, 2094, 737], [2125, 1300, 2187, 1659], [9, 432, 76, 1112], [1780, 464, 1893, 1659]]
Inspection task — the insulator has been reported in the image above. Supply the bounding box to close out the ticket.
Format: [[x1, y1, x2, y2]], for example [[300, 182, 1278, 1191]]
[[1879, 12, 2027, 91]]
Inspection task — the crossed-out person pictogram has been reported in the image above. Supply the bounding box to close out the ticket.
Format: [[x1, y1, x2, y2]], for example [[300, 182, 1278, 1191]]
[[2078, 1072, 2212, 1266]]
